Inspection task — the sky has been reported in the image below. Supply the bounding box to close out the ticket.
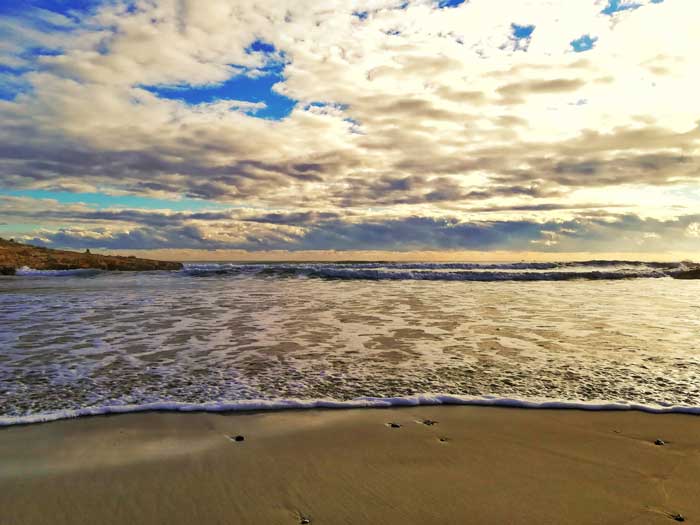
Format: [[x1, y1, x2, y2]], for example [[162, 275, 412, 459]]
[[0, 0, 699, 261]]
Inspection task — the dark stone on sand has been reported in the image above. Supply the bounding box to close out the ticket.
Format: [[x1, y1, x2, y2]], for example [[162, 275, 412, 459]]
[[655, 439, 666, 446], [422, 419, 438, 426], [300, 517, 311, 524], [439, 437, 449, 442], [672, 513, 685, 522], [389, 423, 401, 428], [230, 435, 245, 442]]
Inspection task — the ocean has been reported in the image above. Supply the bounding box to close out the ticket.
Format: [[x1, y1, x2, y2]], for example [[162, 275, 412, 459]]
[[1, 260, 699, 425]]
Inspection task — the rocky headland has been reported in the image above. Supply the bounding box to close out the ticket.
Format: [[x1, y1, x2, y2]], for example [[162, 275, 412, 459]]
[[0, 238, 183, 275], [673, 268, 700, 279]]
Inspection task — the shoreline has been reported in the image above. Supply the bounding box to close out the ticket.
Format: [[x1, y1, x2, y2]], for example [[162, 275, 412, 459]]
[[4, 394, 700, 428], [2, 405, 699, 524]]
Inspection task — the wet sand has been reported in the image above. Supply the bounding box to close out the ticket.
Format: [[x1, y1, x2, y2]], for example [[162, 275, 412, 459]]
[[1, 406, 699, 524]]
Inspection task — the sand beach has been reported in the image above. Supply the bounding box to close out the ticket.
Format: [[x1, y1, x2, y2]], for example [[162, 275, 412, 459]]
[[2, 406, 699, 524]]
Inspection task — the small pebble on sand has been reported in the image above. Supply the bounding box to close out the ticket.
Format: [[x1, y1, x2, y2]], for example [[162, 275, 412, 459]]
[[655, 439, 666, 446], [230, 435, 245, 442]]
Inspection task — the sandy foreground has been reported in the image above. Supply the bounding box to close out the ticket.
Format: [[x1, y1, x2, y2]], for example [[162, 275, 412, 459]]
[[1, 406, 699, 524]]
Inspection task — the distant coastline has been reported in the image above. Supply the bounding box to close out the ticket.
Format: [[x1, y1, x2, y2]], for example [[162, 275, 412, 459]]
[[0, 238, 183, 274]]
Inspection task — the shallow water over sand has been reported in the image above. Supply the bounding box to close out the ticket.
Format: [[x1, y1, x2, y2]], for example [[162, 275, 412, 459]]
[[2, 262, 700, 423]]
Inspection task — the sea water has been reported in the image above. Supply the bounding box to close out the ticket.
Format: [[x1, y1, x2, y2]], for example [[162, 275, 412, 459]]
[[1, 261, 700, 425]]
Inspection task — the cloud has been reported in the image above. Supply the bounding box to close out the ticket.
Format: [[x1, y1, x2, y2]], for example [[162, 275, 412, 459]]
[[6, 195, 700, 254], [0, 0, 699, 253], [497, 78, 586, 105], [21, 212, 700, 253]]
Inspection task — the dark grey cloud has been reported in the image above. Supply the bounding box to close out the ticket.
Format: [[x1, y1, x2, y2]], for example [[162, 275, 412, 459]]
[[1, 118, 698, 214], [27, 226, 221, 251], [0, 132, 333, 201], [0, 203, 235, 226], [292, 217, 552, 251], [1, 85, 698, 209], [243, 211, 344, 225], [19, 210, 700, 254], [497, 78, 585, 104], [324, 174, 559, 207], [466, 202, 627, 213], [23, 217, 552, 251], [435, 87, 487, 105]]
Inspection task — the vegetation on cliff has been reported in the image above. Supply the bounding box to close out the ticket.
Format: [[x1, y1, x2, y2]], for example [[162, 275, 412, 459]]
[[0, 238, 183, 275]]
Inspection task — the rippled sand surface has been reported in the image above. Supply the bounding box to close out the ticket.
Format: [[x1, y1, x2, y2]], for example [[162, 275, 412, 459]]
[[2, 265, 700, 422]]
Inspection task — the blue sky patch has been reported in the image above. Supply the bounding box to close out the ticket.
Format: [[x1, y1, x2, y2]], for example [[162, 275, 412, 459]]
[[512, 23, 535, 39], [437, 0, 466, 8], [0, 64, 26, 76], [142, 70, 296, 120], [2, 189, 228, 211], [0, 1, 92, 100], [142, 40, 296, 120], [247, 40, 276, 54], [601, 0, 641, 15], [0, 66, 31, 101], [0, 0, 103, 19], [570, 34, 598, 52], [600, 0, 665, 15]]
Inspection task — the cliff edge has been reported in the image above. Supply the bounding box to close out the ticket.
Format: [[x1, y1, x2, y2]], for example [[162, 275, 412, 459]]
[[0, 238, 183, 275]]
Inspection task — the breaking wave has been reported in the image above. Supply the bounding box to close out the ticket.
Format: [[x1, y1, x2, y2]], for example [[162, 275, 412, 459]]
[[14, 267, 105, 277], [180, 260, 688, 281], [3, 394, 700, 427], [3, 258, 700, 427]]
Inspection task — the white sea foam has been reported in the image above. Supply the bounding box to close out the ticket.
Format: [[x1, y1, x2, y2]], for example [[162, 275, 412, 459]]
[[8, 261, 684, 281], [14, 266, 103, 277], [179, 261, 680, 281], [2, 263, 700, 427], [2, 394, 700, 427]]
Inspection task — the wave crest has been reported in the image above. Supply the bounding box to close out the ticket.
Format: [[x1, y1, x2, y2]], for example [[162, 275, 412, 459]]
[[180, 261, 681, 282], [3, 394, 699, 427]]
